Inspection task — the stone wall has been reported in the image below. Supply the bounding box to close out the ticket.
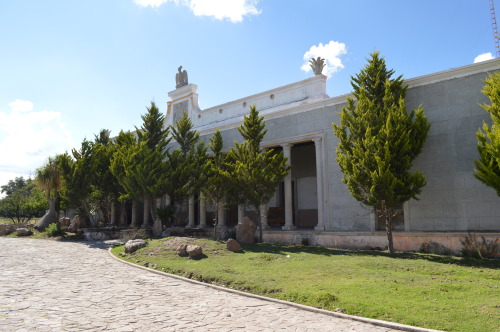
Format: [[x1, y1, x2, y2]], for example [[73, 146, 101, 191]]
[[189, 59, 500, 233], [406, 71, 499, 231], [263, 231, 500, 256]]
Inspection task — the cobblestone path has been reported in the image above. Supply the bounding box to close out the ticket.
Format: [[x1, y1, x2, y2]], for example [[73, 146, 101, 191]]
[[0, 237, 406, 331]]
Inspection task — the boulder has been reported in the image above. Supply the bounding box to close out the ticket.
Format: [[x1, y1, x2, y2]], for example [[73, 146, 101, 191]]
[[420, 241, 451, 255], [216, 225, 229, 241], [236, 217, 257, 244], [226, 238, 242, 252], [68, 215, 89, 232], [186, 245, 203, 258], [176, 244, 188, 257], [16, 228, 32, 237], [0, 224, 16, 236], [59, 217, 71, 227], [124, 239, 147, 253], [152, 218, 163, 237]]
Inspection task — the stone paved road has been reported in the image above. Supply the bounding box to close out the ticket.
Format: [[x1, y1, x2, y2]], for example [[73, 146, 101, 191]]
[[0, 237, 405, 332]]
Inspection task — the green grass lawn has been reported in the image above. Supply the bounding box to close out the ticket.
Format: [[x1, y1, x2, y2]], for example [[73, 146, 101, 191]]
[[111, 237, 499, 332], [0, 217, 37, 225]]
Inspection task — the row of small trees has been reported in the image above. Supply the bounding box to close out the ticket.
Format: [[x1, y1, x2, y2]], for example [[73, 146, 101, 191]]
[[32, 102, 289, 242]]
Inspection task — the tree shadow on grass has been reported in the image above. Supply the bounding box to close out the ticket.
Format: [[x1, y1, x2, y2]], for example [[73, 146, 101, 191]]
[[189, 253, 208, 260], [242, 242, 500, 269]]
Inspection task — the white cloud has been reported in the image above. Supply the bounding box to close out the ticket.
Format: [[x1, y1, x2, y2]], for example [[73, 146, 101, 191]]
[[0, 100, 74, 186], [301, 41, 347, 78], [134, 0, 261, 22], [188, 0, 260, 23], [474, 52, 494, 63], [8, 99, 34, 113], [134, 0, 170, 8]]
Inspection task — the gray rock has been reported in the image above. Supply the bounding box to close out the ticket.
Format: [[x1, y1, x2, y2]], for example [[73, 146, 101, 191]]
[[420, 241, 451, 255], [216, 225, 229, 241], [152, 218, 163, 237], [124, 239, 147, 253], [69, 215, 89, 232], [60, 217, 71, 227], [236, 217, 256, 244], [16, 228, 32, 237], [226, 238, 242, 252], [186, 245, 203, 258], [176, 244, 188, 257]]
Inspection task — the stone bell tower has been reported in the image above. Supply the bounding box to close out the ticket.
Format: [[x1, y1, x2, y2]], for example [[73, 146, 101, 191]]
[[166, 66, 200, 126]]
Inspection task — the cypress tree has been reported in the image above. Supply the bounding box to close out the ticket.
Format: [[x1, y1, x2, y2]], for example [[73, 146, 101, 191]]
[[136, 101, 169, 151], [474, 71, 500, 194], [112, 102, 170, 227], [202, 129, 228, 238], [225, 105, 290, 242], [332, 52, 430, 254], [164, 113, 208, 217]]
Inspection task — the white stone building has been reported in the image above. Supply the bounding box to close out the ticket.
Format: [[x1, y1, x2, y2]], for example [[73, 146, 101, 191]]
[[162, 58, 500, 253]]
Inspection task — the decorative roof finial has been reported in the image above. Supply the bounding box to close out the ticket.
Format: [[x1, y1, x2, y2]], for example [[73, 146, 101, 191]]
[[309, 57, 326, 76], [175, 66, 189, 88]]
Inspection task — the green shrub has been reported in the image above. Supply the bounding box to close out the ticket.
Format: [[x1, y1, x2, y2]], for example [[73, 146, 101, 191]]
[[460, 233, 499, 259], [46, 223, 65, 237], [157, 205, 176, 225]]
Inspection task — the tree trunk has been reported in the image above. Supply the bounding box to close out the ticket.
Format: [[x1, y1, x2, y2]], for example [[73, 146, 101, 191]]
[[119, 202, 127, 226], [383, 207, 395, 254], [149, 195, 157, 224], [34, 198, 58, 230], [213, 200, 220, 240], [110, 201, 117, 225], [254, 205, 262, 242], [142, 196, 150, 228], [131, 199, 138, 227], [82, 201, 96, 227]]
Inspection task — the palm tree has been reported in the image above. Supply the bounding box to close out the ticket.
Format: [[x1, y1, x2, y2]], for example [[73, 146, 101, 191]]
[[34, 156, 63, 230]]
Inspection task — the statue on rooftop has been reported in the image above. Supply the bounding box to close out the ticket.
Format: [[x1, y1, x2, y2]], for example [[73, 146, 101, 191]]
[[176, 66, 189, 88], [309, 57, 326, 76]]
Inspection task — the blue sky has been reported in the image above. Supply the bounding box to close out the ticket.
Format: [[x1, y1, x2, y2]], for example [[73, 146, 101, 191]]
[[0, 0, 496, 188]]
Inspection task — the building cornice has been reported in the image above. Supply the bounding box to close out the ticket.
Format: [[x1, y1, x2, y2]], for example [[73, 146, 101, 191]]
[[194, 59, 500, 136]]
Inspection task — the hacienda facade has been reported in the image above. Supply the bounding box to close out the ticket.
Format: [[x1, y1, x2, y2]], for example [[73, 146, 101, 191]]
[[154, 59, 500, 253]]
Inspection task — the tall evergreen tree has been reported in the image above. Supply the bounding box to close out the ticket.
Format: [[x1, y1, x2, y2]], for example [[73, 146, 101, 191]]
[[92, 129, 123, 224], [136, 101, 169, 151], [164, 113, 208, 217], [110, 136, 139, 201], [133, 101, 171, 225], [332, 52, 430, 254], [224, 105, 290, 242], [474, 71, 500, 195], [202, 129, 228, 237], [69, 139, 98, 223], [111, 128, 169, 226]]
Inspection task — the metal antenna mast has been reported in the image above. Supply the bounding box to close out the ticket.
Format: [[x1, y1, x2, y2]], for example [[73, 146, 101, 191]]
[[490, 0, 500, 57]]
